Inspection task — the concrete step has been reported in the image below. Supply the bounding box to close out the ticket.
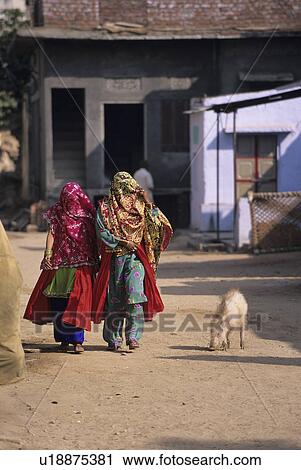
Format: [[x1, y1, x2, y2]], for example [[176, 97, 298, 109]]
[[187, 232, 235, 252]]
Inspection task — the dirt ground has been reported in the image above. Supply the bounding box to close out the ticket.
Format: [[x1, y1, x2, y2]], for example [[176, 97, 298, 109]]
[[1, 232, 301, 450]]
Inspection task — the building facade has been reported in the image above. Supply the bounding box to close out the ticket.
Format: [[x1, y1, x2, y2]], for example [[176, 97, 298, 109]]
[[18, 0, 301, 227], [190, 87, 301, 238]]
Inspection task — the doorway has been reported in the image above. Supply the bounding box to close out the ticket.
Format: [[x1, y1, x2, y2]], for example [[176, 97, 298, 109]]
[[104, 104, 144, 180]]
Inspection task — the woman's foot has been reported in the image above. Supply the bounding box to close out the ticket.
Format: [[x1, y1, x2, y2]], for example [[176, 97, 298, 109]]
[[107, 342, 122, 352], [57, 342, 69, 352], [127, 339, 140, 350], [73, 343, 84, 354]]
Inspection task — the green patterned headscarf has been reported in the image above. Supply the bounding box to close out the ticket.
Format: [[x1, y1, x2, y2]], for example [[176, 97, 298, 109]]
[[100, 172, 173, 270]]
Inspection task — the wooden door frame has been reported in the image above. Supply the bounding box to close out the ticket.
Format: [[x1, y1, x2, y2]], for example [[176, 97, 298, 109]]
[[235, 133, 278, 198]]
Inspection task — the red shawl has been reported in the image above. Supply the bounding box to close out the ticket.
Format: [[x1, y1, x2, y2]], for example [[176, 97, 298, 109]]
[[92, 244, 164, 323]]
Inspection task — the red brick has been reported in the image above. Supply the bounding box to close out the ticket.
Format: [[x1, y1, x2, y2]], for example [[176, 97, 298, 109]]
[[30, 0, 301, 34]]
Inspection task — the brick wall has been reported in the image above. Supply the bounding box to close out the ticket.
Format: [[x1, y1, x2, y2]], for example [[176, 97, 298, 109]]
[[99, 0, 147, 26], [34, 0, 301, 33], [41, 0, 99, 29], [146, 0, 301, 32]]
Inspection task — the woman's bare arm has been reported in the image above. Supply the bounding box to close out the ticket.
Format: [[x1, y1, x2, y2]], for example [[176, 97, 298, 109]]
[[46, 228, 54, 251], [44, 228, 54, 269]]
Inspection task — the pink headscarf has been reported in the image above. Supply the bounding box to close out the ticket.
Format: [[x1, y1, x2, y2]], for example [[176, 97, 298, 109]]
[[41, 182, 98, 269]]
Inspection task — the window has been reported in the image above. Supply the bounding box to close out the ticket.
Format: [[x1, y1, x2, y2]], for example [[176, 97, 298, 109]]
[[52, 89, 86, 185], [33, 0, 44, 26], [161, 100, 189, 152], [236, 134, 277, 199]]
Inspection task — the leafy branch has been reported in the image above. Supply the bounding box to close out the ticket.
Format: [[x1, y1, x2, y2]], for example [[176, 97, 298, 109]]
[[0, 9, 33, 129]]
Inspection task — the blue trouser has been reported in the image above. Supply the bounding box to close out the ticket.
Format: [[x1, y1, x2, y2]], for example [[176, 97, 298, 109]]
[[50, 297, 84, 345]]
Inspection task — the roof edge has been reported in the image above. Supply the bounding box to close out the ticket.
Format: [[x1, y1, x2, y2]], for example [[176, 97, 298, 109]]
[[18, 26, 301, 41]]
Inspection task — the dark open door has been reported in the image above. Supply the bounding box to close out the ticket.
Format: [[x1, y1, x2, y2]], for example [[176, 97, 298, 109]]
[[104, 104, 144, 179]]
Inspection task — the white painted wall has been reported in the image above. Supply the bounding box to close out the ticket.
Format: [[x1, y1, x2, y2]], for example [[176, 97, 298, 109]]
[[235, 197, 252, 248], [190, 89, 301, 236], [0, 0, 26, 11]]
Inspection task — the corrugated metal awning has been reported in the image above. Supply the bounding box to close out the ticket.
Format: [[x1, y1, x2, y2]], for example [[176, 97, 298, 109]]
[[224, 123, 295, 133]]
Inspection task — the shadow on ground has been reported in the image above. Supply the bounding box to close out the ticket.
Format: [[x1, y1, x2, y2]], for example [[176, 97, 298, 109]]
[[23, 342, 107, 353], [158, 252, 301, 280], [155, 437, 301, 450], [161, 350, 301, 367]]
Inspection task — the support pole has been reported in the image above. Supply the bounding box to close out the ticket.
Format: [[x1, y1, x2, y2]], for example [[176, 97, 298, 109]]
[[233, 110, 238, 228], [216, 112, 220, 241], [21, 93, 30, 200]]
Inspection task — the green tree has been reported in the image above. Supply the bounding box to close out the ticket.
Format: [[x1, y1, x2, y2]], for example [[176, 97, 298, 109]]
[[0, 9, 33, 130]]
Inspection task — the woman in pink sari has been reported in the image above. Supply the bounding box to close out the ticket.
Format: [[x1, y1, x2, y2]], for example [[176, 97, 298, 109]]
[[24, 182, 99, 353]]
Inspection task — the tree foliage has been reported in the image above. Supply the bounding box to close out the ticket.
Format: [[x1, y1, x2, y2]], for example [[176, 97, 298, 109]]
[[0, 91, 17, 129], [0, 9, 32, 129]]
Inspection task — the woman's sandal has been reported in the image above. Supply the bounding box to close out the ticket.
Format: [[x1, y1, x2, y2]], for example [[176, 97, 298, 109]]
[[127, 339, 140, 350], [73, 343, 84, 354], [57, 342, 69, 353], [107, 343, 122, 352]]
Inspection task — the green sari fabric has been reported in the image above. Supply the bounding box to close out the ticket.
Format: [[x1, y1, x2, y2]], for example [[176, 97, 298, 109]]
[[43, 267, 76, 298]]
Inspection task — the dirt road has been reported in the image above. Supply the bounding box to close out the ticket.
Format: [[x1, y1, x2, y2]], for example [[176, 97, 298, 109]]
[[1, 232, 301, 450]]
